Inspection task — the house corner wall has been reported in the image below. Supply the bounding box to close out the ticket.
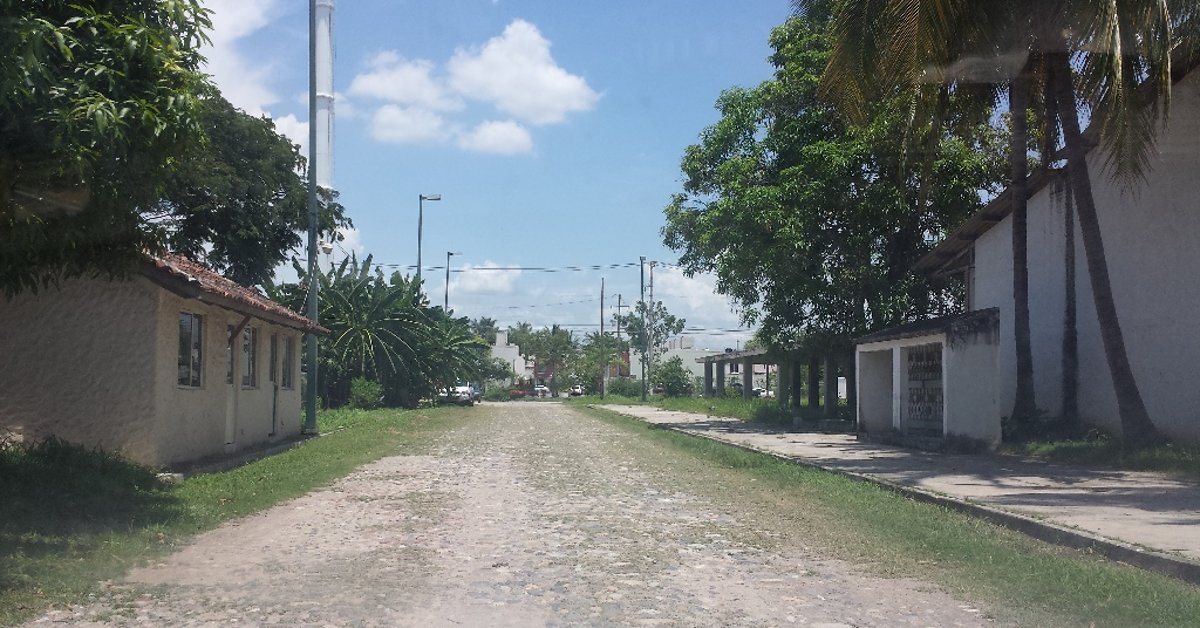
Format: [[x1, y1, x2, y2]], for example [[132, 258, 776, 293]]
[[0, 277, 160, 464]]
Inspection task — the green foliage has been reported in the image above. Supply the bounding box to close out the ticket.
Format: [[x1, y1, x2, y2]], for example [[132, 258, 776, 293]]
[[510, 323, 578, 393], [483, 386, 512, 402], [651, 356, 695, 397], [614, 300, 685, 369], [348, 377, 383, 410], [0, 0, 212, 297], [662, 14, 1006, 346], [157, 94, 350, 286], [576, 332, 629, 393], [469, 316, 499, 345], [274, 255, 484, 408], [606, 376, 643, 398]]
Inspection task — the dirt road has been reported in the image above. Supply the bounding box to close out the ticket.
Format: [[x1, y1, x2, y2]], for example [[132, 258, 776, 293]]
[[31, 403, 992, 626]]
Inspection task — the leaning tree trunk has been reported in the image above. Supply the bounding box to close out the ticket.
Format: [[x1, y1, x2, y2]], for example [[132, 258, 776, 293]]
[[1061, 177, 1079, 423], [1009, 65, 1038, 426], [1049, 52, 1161, 446]]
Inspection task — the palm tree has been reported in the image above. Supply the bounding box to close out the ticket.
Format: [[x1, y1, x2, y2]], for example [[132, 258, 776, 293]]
[[804, 0, 1186, 443]]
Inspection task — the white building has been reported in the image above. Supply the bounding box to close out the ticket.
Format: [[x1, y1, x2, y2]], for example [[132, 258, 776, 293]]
[[0, 254, 324, 467], [859, 66, 1200, 445], [490, 330, 530, 384]]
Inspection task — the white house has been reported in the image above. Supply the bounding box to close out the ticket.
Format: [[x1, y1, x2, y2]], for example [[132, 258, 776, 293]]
[[0, 254, 325, 467], [490, 330, 530, 383], [860, 65, 1200, 445]]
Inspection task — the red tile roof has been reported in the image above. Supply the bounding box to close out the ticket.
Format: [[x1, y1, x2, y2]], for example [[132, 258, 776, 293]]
[[142, 253, 327, 334]]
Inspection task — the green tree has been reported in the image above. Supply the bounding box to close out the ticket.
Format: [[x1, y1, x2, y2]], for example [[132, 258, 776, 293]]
[[469, 316, 499, 345], [155, 94, 350, 286], [1, 0, 211, 296], [615, 301, 685, 371], [576, 332, 629, 394], [522, 325, 578, 395], [662, 13, 1004, 350], [652, 356, 695, 397]]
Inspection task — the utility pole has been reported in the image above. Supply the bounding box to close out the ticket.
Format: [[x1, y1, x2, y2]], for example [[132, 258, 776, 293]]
[[639, 256, 647, 401], [648, 261, 657, 377], [615, 294, 629, 377], [599, 277, 606, 399]]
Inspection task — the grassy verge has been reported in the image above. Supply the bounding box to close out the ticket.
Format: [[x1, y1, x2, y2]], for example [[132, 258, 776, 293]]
[[0, 406, 469, 626], [1001, 435, 1200, 481], [581, 405, 1200, 627]]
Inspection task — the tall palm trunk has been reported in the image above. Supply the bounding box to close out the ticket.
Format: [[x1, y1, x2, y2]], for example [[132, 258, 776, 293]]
[[1009, 65, 1037, 426], [1061, 178, 1078, 423], [1048, 51, 1160, 445]]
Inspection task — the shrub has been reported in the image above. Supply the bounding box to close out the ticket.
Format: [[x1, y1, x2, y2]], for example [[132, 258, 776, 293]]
[[653, 356, 695, 397], [483, 386, 510, 402], [347, 377, 383, 410], [606, 377, 643, 397]]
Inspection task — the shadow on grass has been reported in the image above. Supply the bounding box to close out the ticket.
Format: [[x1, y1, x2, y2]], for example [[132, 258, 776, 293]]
[[0, 437, 183, 591]]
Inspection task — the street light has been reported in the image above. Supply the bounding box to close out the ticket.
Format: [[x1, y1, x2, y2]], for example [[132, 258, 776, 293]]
[[417, 194, 441, 281], [445, 250, 461, 310]]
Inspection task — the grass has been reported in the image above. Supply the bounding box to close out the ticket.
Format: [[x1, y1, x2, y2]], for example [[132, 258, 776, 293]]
[[0, 406, 470, 626], [1001, 433, 1200, 481], [589, 394, 852, 428], [581, 405, 1200, 627]]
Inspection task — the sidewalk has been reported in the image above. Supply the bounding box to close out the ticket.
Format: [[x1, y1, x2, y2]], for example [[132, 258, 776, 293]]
[[599, 404, 1200, 584]]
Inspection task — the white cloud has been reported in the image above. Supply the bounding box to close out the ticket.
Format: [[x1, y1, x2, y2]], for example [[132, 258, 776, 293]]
[[271, 113, 308, 158], [335, 227, 364, 256], [200, 0, 280, 115], [348, 53, 463, 111], [457, 120, 533, 155], [447, 20, 600, 125], [653, 267, 752, 349], [370, 105, 447, 143], [451, 261, 523, 294]]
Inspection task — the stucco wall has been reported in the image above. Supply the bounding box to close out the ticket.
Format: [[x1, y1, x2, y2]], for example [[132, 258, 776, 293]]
[[0, 276, 160, 462], [153, 290, 303, 464], [944, 335, 1000, 446], [971, 70, 1200, 441], [855, 349, 894, 434]]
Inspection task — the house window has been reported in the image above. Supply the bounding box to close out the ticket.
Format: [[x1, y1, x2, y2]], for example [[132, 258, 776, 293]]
[[177, 312, 203, 387], [282, 336, 295, 389], [242, 326, 258, 388], [269, 333, 278, 384]]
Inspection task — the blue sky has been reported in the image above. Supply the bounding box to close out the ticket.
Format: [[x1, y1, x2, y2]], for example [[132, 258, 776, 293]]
[[201, 0, 793, 349]]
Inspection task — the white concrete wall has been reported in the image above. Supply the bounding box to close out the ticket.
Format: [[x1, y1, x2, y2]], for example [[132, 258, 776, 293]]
[[0, 277, 160, 462], [856, 349, 894, 433], [153, 290, 303, 464], [971, 69, 1200, 441], [944, 335, 1000, 446]]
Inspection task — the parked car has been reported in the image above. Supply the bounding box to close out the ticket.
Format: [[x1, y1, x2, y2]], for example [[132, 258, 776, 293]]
[[438, 385, 474, 406], [569, 384, 584, 396], [509, 388, 527, 400], [533, 385, 551, 397]]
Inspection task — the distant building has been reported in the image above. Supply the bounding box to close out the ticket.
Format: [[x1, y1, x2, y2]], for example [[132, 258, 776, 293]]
[[490, 331, 531, 384]]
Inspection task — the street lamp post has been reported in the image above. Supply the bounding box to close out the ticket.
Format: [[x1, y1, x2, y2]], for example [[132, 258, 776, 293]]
[[445, 250, 461, 310], [417, 194, 441, 281]]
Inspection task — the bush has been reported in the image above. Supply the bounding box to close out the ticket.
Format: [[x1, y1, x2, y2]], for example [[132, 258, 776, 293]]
[[606, 377, 643, 397], [653, 356, 694, 397], [483, 386, 511, 402], [347, 377, 383, 410]]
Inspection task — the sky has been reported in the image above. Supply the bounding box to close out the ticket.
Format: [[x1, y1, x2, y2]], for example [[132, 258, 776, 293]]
[[199, 0, 794, 350]]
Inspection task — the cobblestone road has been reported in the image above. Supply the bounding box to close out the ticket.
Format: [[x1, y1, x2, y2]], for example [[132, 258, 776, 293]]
[[30, 403, 994, 627]]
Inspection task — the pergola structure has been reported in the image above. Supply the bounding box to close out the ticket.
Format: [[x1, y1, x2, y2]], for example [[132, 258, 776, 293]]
[[696, 347, 851, 422]]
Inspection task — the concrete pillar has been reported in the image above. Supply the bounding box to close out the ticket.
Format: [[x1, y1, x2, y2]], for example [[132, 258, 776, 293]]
[[703, 361, 714, 397], [742, 358, 753, 399], [807, 357, 820, 409], [715, 361, 726, 395], [823, 356, 838, 418], [791, 359, 803, 410], [777, 360, 791, 408]]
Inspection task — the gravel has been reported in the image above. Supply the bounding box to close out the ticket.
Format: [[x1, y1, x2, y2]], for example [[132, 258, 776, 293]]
[[28, 402, 994, 627]]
